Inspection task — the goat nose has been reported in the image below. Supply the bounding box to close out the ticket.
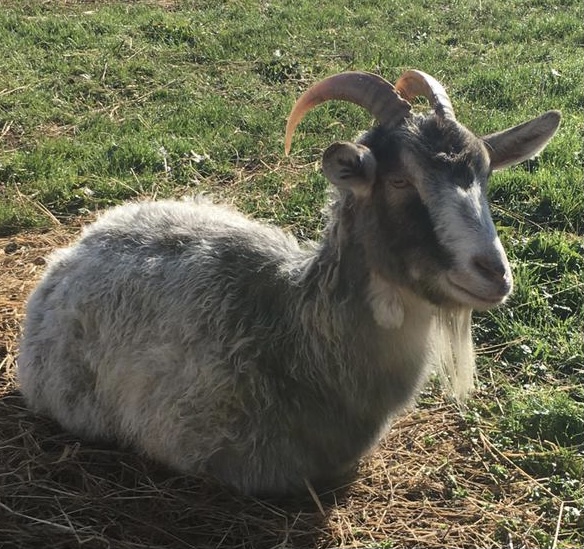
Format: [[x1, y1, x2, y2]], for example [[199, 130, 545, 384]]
[[472, 254, 508, 280]]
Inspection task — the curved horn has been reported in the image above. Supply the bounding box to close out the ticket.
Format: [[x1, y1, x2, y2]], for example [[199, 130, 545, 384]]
[[394, 70, 455, 120], [284, 71, 411, 155]]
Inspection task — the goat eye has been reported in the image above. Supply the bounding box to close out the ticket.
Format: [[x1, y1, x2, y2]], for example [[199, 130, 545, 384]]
[[390, 179, 410, 189]]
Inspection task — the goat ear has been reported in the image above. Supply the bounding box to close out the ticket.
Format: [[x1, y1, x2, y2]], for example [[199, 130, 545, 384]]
[[482, 110, 561, 171], [322, 142, 376, 197]]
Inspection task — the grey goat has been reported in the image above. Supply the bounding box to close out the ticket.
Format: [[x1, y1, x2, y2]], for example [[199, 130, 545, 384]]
[[18, 70, 560, 495]]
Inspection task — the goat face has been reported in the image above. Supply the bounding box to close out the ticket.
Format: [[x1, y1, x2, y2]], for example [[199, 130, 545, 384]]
[[327, 117, 511, 310], [286, 71, 561, 311]]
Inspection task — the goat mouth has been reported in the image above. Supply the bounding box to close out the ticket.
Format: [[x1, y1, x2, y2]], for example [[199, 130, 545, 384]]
[[446, 278, 508, 309]]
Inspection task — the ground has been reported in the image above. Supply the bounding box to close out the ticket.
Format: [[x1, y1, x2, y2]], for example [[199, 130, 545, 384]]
[[0, 0, 582, 547]]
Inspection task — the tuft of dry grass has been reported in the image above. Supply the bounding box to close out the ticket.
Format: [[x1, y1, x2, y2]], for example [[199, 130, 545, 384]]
[[0, 228, 568, 549]]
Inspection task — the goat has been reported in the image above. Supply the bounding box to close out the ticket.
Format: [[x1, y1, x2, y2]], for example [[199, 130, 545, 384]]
[[18, 70, 560, 495]]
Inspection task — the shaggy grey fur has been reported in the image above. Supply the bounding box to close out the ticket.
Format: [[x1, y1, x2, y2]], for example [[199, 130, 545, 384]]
[[18, 107, 560, 495]]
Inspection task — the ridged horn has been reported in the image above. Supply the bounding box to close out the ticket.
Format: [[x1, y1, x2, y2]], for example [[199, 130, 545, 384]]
[[394, 70, 455, 120], [284, 71, 412, 155]]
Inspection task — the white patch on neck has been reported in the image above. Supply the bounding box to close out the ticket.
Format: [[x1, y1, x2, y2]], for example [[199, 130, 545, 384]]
[[368, 272, 404, 329]]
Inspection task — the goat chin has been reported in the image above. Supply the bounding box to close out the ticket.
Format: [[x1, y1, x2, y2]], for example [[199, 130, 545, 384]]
[[432, 307, 475, 401], [368, 279, 475, 402]]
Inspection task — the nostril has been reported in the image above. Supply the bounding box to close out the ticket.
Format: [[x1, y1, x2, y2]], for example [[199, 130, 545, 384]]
[[472, 254, 508, 280]]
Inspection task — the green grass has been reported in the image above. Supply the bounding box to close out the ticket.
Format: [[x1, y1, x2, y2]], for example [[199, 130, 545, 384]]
[[0, 0, 582, 546]]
